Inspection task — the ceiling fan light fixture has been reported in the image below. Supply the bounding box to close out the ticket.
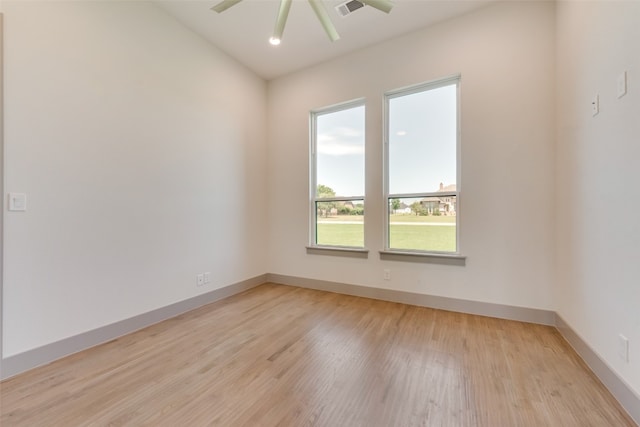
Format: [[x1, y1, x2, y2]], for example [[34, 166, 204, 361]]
[[271, 0, 293, 45], [212, 0, 388, 45]]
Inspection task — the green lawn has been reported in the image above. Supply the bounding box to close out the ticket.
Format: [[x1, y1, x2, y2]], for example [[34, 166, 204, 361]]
[[317, 223, 364, 247], [316, 214, 457, 252], [318, 215, 364, 223], [389, 224, 456, 252]]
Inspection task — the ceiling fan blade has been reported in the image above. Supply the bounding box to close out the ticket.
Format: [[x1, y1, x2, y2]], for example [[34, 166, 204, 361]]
[[308, 0, 340, 42], [271, 0, 293, 43], [211, 0, 243, 13], [359, 0, 394, 14]]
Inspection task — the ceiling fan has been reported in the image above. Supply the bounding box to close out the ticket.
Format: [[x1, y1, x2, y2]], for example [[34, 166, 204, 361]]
[[211, 0, 395, 45]]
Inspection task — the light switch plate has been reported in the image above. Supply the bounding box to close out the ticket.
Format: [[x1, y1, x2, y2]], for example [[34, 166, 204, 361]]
[[8, 193, 27, 211]]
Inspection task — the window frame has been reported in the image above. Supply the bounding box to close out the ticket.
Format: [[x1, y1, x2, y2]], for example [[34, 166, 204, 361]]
[[383, 75, 461, 255], [309, 98, 366, 250]]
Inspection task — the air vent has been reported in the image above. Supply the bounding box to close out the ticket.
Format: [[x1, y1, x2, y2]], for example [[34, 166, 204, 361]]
[[335, 0, 365, 18]]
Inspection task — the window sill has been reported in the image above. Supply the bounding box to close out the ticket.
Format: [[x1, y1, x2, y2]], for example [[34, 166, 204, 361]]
[[306, 246, 369, 258], [379, 250, 466, 265]]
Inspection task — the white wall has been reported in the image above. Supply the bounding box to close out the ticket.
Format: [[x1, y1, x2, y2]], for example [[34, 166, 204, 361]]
[[1, 0, 637, 404], [556, 1, 640, 397], [267, 2, 556, 310], [2, 1, 268, 357]]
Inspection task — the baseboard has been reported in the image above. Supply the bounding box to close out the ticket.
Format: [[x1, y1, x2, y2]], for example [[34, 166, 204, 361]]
[[268, 274, 638, 425], [2, 273, 638, 426], [1, 273, 553, 381], [556, 314, 640, 426], [0, 274, 267, 380], [267, 273, 556, 326]]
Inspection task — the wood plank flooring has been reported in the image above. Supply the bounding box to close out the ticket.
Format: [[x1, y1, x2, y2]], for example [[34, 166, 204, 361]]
[[0, 283, 636, 426]]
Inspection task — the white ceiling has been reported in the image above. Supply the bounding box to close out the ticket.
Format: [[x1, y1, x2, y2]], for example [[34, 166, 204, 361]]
[[158, 0, 495, 80]]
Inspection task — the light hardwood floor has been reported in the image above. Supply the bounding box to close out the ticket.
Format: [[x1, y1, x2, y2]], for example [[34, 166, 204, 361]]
[[0, 283, 636, 426]]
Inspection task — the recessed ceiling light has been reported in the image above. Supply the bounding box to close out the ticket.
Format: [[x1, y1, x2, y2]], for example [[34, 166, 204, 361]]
[[269, 37, 281, 46]]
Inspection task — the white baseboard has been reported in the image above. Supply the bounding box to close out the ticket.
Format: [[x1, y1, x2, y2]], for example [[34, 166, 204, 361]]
[[556, 314, 640, 425], [0, 274, 266, 380], [267, 274, 638, 426], [267, 273, 556, 325], [2, 273, 638, 426]]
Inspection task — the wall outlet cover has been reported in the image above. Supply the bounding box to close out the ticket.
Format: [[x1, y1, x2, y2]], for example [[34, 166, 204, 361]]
[[617, 71, 627, 98], [618, 334, 629, 363]]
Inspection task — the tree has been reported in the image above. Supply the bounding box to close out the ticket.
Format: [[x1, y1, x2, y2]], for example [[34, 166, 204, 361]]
[[390, 198, 401, 214], [317, 184, 337, 217], [316, 184, 336, 198], [410, 201, 423, 216]]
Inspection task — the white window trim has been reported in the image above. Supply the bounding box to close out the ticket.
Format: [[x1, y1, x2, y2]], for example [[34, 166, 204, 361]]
[[383, 75, 462, 256], [309, 98, 366, 250]]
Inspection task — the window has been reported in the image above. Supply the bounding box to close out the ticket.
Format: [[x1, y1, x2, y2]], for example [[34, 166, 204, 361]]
[[384, 77, 460, 254], [310, 100, 365, 248]]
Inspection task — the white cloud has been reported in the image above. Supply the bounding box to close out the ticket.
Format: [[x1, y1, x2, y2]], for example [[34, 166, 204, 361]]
[[317, 141, 364, 156], [317, 134, 335, 143], [317, 126, 364, 156]]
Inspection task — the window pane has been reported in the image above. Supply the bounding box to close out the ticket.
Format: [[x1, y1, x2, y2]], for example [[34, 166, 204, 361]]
[[388, 196, 457, 252], [316, 105, 365, 198], [316, 200, 364, 247], [388, 84, 457, 194]]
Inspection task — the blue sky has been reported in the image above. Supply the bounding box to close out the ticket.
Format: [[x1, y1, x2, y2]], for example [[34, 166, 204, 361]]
[[316, 105, 365, 197], [316, 83, 457, 198]]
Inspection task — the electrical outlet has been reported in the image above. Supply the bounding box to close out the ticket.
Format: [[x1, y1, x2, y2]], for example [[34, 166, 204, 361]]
[[591, 94, 599, 116], [617, 71, 627, 98], [196, 274, 204, 287], [618, 334, 629, 363], [383, 269, 391, 281], [204, 272, 211, 284]]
